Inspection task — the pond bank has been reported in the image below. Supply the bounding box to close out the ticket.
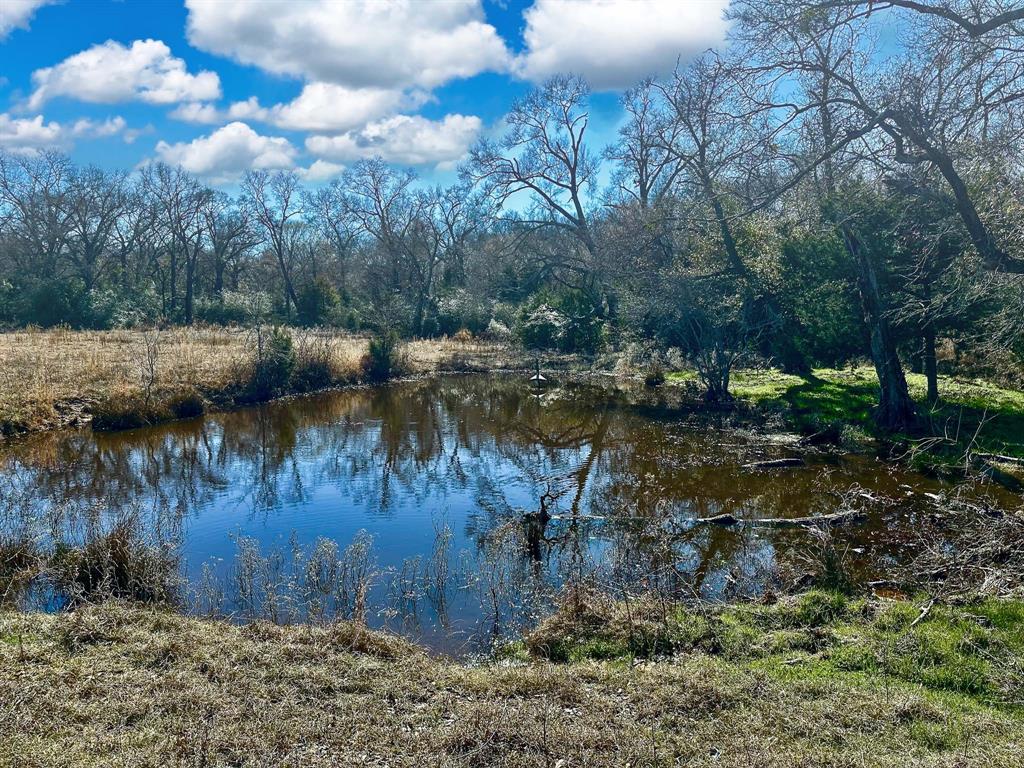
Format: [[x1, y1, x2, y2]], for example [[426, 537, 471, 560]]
[[2, 595, 1022, 767], [0, 328, 522, 437], [666, 367, 1024, 464]]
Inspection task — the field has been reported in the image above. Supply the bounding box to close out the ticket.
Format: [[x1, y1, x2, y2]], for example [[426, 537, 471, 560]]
[[0, 328, 518, 436], [2, 594, 1021, 767]]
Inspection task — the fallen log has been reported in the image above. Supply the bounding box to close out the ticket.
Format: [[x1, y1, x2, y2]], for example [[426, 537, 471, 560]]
[[742, 457, 806, 470]]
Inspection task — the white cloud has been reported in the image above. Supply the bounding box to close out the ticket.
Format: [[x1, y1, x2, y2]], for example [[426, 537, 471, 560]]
[[185, 0, 509, 89], [306, 114, 482, 168], [152, 122, 297, 183], [168, 102, 222, 125], [261, 83, 413, 132], [0, 114, 62, 154], [171, 83, 415, 133], [0, 0, 53, 40], [69, 116, 127, 138], [515, 0, 729, 90], [0, 113, 127, 155], [27, 39, 221, 110], [299, 159, 346, 182]]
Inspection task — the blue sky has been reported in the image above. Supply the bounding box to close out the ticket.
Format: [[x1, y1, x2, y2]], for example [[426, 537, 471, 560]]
[[0, 0, 730, 187]]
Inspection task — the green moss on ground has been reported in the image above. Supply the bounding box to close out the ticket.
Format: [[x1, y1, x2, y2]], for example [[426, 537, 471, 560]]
[[2, 598, 1022, 767]]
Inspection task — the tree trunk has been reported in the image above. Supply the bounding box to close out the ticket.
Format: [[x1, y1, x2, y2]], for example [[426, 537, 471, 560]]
[[923, 323, 939, 406], [213, 250, 226, 298], [841, 225, 916, 431], [184, 255, 196, 325], [276, 253, 298, 318]]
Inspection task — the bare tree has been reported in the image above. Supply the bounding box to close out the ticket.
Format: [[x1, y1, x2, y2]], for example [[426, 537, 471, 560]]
[[242, 170, 303, 315], [203, 192, 259, 298], [304, 180, 360, 297], [141, 163, 211, 324], [464, 75, 604, 300], [64, 166, 130, 291], [0, 151, 74, 278]]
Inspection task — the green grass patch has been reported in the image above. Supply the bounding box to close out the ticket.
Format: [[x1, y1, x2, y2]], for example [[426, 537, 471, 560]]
[[528, 591, 1024, 710], [667, 365, 1024, 457]]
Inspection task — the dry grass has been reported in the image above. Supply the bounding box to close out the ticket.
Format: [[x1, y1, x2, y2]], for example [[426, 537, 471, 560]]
[[0, 328, 518, 436], [1, 601, 1021, 767]]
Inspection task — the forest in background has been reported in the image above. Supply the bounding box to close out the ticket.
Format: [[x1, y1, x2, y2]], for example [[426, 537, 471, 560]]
[[1, 0, 1022, 431]]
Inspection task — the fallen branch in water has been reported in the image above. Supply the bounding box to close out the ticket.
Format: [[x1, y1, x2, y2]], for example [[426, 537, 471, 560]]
[[970, 456, 1024, 492], [690, 508, 866, 528], [974, 453, 1024, 467], [742, 457, 806, 470]]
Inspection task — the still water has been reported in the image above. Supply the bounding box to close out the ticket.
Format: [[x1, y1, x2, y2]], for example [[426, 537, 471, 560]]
[[0, 376, 1011, 654]]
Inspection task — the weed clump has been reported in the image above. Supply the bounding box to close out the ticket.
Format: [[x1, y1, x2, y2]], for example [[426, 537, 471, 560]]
[[1, 535, 40, 604], [290, 334, 339, 391], [91, 391, 162, 431], [49, 516, 180, 605], [165, 389, 205, 419]]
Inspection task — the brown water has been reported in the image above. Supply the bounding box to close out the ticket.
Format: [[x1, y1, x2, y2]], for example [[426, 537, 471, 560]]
[[0, 375, 1016, 654]]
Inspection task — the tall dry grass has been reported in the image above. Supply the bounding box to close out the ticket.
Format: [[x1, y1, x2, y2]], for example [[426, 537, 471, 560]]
[[0, 327, 517, 435]]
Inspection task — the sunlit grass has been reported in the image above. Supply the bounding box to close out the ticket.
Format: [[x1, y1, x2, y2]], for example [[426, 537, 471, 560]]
[[4, 598, 1023, 766], [0, 328, 515, 436], [668, 365, 1024, 456]]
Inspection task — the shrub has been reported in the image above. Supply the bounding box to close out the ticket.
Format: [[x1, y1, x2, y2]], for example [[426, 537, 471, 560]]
[[22, 279, 91, 328], [248, 327, 296, 400], [196, 291, 271, 326], [166, 389, 205, 419], [86, 285, 161, 329], [361, 331, 404, 382], [296, 277, 340, 327], [516, 304, 566, 350], [435, 289, 492, 336], [644, 361, 666, 387], [515, 290, 605, 353], [554, 289, 605, 354], [484, 318, 511, 340]]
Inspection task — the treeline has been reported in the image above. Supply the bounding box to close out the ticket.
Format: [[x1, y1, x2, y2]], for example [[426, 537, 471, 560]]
[[1, 0, 1022, 429]]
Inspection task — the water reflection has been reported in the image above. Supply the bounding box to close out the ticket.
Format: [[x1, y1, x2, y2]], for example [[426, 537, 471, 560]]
[[0, 375, 1014, 653]]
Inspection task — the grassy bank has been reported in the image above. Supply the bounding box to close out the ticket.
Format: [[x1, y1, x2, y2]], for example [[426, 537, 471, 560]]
[[667, 366, 1024, 459], [4, 329, 1022, 464], [0, 328, 517, 437], [2, 595, 1021, 767]]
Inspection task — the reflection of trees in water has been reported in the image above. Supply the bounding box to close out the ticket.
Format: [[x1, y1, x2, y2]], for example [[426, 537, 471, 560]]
[[0, 375, 977, 646]]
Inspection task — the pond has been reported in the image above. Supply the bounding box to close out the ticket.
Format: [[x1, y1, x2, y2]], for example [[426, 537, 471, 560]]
[[1, 375, 1016, 655]]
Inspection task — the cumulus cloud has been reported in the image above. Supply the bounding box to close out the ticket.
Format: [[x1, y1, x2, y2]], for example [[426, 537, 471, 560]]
[[299, 159, 346, 182], [0, 0, 53, 40], [0, 113, 127, 155], [515, 0, 729, 90], [185, 0, 509, 89], [152, 122, 297, 183], [27, 39, 221, 110], [306, 114, 482, 169], [69, 116, 128, 138], [172, 83, 416, 133], [0, 114, 62, 154]]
